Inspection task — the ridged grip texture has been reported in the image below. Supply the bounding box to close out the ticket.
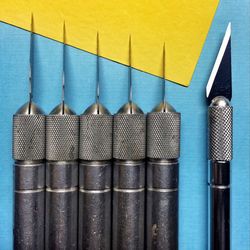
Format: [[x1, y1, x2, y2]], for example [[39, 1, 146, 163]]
[[80, 114, 113, 160], [147, 112, 180, 159], [113, 113, 146, 160], [46, 115, 79, 161], [13, 114, 45, 160], [209, 106, 233, 161]]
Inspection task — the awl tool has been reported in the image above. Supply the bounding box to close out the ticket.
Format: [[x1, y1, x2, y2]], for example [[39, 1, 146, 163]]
[[45, 23, 79, 249], [146, 44, 180, 249], [113, 36, 146, 250], [78, 33, 112, 249], [13, 14, 46, 250], [206, 23, 232, 250]]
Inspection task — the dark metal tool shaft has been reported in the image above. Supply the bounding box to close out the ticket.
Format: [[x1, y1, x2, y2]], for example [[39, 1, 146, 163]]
[[112, 36, 146, 250], [146, 44, 180, 250], [206, 23, 232, 250], [45, 23, 79, 250], [13, 14, 46, 250], [78, 33, 113, 250]]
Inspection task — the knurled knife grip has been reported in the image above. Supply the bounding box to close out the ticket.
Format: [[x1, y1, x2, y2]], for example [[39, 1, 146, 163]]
[[208, 98, 232, 250], [45, 114, 79, 250], [78, 113, 113, 249], [146, 111, 180, 250], [13, 114, 45, 250], [113, 113, 146, 250]]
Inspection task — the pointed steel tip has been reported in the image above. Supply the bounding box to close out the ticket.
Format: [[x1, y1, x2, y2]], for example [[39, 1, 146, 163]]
[[163, 43, 166, 62], [63, 21, 66, 42], [128, 34, 132, 66], [97, 32, 99, 43], [30, 13, 34, 32], [163, 42, 166, 58], [96, 31, 99, 54], [129, 34, 132, 46]]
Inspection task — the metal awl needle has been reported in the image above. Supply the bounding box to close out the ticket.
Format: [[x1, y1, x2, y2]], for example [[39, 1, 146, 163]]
[[79, 32, 113, 249], [28, 13, 34, 114], [62, 21, 66, 114], [128, 35, 132, 112], [13, 13, 46, 249], [113, 36, 146, 250], [146, 43, 181, 249], [162, 43, 166, 109], [96, 32, 100, 111], [45, 21, 79, 250]]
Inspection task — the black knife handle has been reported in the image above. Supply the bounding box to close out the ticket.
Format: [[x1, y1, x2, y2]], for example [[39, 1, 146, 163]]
[[210, 161, 230, 250]]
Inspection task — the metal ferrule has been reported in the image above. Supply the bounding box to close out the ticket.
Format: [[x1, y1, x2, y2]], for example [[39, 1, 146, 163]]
[[147, 111, 180, 159], [78, 104, 112, 250], [113, 113, 146, 160], [146, 105, 180, 250], [45, 108, 79, 250], [209, 96, 233, 161], [46, 114, 79, 161], [112, 103, 146, 250], [13, 103, 46, 250], [13, 114, 45, 161], [79, 113, 113, 161]]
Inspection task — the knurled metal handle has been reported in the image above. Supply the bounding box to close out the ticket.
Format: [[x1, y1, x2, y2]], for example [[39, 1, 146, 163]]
[[46, 115, 79, 161], [79, 114, 113, 160], [113, 113, 146, 160], [147, 112, 180, 159], [13, 114, 45, 160], [209, 106, 233, 161]]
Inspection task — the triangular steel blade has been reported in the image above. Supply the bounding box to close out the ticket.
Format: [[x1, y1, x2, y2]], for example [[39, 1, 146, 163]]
[[206, 23, 232, 103]]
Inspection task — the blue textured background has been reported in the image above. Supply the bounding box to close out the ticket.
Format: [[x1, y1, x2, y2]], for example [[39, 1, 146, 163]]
[[0, 0, 249, 249]]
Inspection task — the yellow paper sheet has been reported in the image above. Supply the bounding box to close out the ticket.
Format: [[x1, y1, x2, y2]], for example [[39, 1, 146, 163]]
[[0, 0, 219, 86]]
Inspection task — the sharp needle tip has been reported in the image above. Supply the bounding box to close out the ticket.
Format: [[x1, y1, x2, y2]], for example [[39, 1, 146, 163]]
[[96, 32, 100, 109], [62, 21, 66, 114], [162, 43, 166, 106], [128, 35, 132, 107]]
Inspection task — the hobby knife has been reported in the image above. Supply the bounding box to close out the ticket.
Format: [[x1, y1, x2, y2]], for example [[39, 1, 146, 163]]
[[206, 23, 233, 250]]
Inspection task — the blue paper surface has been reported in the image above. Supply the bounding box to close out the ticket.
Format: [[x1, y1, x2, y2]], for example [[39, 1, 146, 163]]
[[0, 0, 249, 249]]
